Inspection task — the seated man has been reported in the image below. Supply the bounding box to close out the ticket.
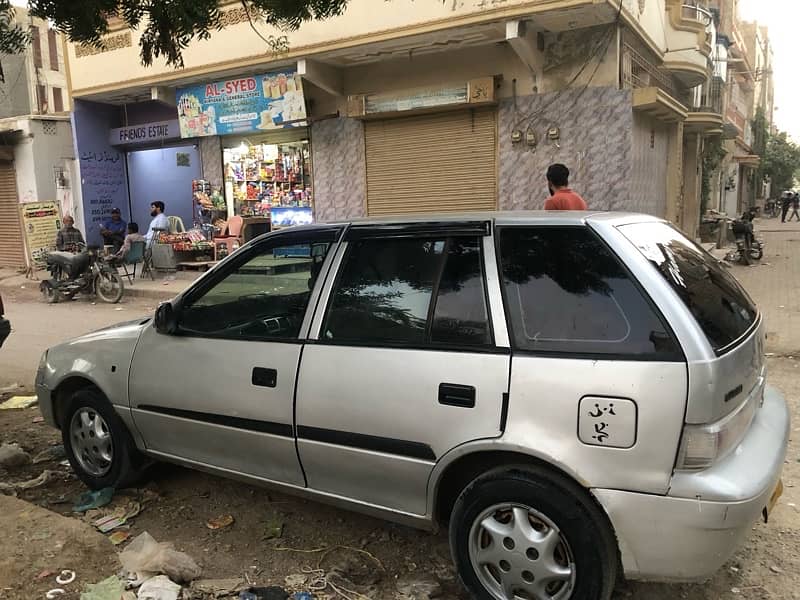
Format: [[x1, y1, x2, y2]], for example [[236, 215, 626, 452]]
[[114, 222, 146, 260], [99, 208, 127, 252], [56, 215, 85, 252]]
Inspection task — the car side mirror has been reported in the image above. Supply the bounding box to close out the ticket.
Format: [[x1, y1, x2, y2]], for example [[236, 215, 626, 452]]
[[154, 302, 178, 335]]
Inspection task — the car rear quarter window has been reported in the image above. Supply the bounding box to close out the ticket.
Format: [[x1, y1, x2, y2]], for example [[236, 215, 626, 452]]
[[323, 236, 491, 347], [619, 221, 757, 354], [498, 226, 682, 359]]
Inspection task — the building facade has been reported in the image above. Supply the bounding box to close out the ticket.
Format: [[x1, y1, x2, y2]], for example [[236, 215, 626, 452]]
[[63, 0, 719, 243], [706, 0, 774, 217], [0, 8, 75, 268]]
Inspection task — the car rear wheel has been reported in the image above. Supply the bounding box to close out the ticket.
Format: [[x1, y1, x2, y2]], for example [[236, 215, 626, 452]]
[[62, 388, 144, 490], [450, 466, 618, 600]]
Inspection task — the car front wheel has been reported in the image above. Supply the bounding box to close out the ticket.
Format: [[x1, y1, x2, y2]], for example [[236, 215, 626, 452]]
[[450, 465, 618, 600], [62, 388, 143, 490]]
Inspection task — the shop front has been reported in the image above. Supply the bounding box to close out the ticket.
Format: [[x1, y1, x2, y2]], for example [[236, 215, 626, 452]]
[[177, 69, 314, 245], [346, 77, 498, 216]]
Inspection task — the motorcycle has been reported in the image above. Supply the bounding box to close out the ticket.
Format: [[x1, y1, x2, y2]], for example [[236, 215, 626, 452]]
[[764, 199, 780, 218], [40, 244, 125, 304], [726, 212, 764, 265]]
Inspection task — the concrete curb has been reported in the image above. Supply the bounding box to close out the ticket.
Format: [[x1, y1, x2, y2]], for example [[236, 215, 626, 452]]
[[0, 276, 182, 302], [121, 285, 179, 301]]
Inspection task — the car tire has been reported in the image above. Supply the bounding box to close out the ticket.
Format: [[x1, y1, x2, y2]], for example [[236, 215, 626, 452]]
[[62, 388, 144, 490], [449, 465, 618, 600]]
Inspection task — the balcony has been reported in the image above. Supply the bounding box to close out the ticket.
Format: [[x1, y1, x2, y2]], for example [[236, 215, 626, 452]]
[[663, 1, 714, 88], [622, 42, 688, 122], [685, 76, 724, 133]]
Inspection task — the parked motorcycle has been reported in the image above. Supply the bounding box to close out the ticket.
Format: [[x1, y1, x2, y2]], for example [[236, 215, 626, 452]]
[[726, 212, 764, 265], [40, 244, 125, 304]]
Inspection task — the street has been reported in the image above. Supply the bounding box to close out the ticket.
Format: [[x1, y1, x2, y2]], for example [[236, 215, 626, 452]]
[[0, 225, 798, 599]]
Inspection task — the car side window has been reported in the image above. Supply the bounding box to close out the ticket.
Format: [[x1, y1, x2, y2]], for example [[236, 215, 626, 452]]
[[178, 240, 332, 340], [498, 226, 682, 359], [323, 236, 491, 347]]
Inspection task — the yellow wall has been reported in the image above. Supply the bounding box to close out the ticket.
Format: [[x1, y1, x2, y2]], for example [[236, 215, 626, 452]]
[[67, 0, 552, 95]]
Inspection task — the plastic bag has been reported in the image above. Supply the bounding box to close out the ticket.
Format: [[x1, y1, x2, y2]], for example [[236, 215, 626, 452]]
[[137, 575, 181, 600], [120, 532, 202, 583], [79, 576, 126, 600]]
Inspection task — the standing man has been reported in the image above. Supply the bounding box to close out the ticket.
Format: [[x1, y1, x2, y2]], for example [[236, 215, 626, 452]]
[[781, 191, 792, 223], [56, 216, 85, 251], [789, 193, 800, 222], [145, 201, 169, 243], [543, 164, 588, 211], [99, 207, 127, 252]]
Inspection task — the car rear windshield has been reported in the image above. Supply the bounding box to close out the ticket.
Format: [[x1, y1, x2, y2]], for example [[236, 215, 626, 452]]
[[619, 221, 757, 354]]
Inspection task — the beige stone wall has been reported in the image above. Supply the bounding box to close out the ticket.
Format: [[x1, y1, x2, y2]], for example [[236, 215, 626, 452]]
[[66, 0, 542, 95]]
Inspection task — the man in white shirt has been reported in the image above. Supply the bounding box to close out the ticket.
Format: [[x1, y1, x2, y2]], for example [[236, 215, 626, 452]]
[[145, 201, 170, 243]]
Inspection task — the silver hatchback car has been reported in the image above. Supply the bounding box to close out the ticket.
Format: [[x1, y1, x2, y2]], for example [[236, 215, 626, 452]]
[[37, 212, 788, 600]]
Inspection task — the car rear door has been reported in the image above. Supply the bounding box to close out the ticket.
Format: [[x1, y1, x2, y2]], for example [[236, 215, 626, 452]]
[[128, 227, 342, 486], [295, 222, 511, 515]]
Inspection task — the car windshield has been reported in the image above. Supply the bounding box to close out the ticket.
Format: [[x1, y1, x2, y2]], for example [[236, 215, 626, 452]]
[[619, 221, 757, 354]]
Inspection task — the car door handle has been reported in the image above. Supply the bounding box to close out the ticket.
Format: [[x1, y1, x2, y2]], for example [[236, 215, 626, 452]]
[[438, 383, 476, 408], [252, 367, 277, 388]]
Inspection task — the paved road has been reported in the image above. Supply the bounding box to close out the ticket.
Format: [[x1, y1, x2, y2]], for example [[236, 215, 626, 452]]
[[0, 287, 157, 388]]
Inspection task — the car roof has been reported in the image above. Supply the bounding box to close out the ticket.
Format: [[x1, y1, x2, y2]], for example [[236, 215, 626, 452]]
[[322, 210, 664, 227]]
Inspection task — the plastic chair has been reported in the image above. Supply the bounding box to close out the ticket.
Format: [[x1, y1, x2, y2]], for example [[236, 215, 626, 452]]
[[141, 228, 167, 279], [214, 216, 244, 261], [168, 216, 186, 233], [119, 241, 147, 284]]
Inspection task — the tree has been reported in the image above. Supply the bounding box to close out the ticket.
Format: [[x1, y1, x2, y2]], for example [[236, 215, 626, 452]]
[[761, 131, 800, 194], [0, 0, 350, 67]]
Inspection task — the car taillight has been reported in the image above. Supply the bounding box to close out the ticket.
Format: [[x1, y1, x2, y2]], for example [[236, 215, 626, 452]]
[[675, 382, 762, 471]]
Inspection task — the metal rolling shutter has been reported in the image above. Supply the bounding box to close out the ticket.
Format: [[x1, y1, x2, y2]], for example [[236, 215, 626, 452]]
[[0, 162, 25, 267], [365, 108, 497, 216]]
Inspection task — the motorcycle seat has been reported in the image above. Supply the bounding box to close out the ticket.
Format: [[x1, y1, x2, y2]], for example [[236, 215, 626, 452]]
[[47, 251, 90, 273]]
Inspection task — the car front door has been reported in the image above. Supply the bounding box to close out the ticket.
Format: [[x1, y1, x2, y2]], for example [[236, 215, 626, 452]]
[[295, 222, 511, 515], [128, 227, 342, 486]]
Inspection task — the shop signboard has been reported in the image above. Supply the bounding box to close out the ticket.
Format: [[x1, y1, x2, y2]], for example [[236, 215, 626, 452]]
[[348, 77, 495, 117], [177, 70, 307, 138], [20, 201, 61, 269], [109, 120, 180, 146]]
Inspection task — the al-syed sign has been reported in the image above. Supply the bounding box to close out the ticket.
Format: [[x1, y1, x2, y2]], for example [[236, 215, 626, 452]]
[[176, 70, 307, 138]]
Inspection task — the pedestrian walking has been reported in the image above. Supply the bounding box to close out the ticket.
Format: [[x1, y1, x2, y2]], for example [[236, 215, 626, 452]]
[[789, 193, 800, 222], [543, 163, 587, 211], [781, 191, 793, 222]]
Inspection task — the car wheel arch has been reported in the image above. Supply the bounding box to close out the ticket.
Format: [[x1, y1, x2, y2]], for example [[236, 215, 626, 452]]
[[53, 375, 105, 428], [431, 448, 596, 528]]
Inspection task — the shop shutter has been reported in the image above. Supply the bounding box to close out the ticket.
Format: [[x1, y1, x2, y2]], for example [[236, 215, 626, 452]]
[[365, 108, 497, 216], [0, 162, 26, 268]]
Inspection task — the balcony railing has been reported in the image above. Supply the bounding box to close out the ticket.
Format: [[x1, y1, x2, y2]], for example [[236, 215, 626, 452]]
[[693, 76, 724, 113], [621, 42, 678, 98], [681, 3, 714, 26]]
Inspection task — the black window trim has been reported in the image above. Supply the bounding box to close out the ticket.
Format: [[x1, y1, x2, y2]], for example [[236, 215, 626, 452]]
[[494, 224, 686, 363], [172, 226, 344, 344], [318, 230, 499, 352], [345, 220, 491, 240]]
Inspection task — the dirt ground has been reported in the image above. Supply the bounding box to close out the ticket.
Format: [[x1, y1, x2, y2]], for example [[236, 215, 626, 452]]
[[0, 357, 796, 600]]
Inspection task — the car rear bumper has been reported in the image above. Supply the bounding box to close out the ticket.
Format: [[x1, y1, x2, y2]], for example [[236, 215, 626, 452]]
[[594, 385, 789, 582], [0, 317, 10, 347]]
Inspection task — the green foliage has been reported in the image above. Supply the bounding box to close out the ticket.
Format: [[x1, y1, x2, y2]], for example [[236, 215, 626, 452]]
[[762, 132, 800, 194], [701, 136, 726, 214], [1, 0, 351, 67], [0, 1, 31, 61]]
